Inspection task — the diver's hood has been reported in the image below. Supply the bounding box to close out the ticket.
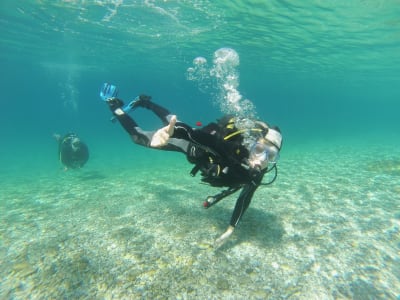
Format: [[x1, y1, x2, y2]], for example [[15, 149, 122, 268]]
[[265, 128, 282, 150], [254, 121, 282, 150]]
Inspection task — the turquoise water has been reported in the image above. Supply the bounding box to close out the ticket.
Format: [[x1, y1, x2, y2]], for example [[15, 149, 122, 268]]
[[1, 1, 399, 299]]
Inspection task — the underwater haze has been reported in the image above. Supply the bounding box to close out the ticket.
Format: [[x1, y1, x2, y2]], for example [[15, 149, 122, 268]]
[[1, 1, 399, 299]]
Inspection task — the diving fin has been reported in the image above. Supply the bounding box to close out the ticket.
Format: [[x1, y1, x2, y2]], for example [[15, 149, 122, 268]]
[[100, 83, 118, 101]]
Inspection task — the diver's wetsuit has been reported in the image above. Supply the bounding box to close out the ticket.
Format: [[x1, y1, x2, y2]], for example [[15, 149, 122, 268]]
[[58, 133, 89, 169], [109, 97, 264, 228]]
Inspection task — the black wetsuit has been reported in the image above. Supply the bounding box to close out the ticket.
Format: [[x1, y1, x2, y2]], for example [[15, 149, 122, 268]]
[[109, 97, 264, 228], [58, 133, 89, 169]]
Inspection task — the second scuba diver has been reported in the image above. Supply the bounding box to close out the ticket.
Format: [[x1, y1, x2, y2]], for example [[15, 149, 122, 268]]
[[54, 133, 89, 170]]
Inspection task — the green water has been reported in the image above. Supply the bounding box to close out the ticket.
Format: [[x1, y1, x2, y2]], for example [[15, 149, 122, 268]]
[[0, 1, 399, 299]]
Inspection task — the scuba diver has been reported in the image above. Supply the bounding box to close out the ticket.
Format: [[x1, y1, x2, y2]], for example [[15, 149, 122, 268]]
[[100, 83, 282, 248], [54, 133, 89, 170]]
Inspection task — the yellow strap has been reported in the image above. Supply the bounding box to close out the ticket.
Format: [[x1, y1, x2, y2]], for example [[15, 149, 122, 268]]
[[223, 128, 264, 141], [223, 129, 246, 140]]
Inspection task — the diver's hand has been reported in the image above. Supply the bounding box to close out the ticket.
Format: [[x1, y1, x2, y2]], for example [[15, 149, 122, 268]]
[[214, 225, 235, 249], [53, 133, 61, 142], [150, 115, 176, 147]]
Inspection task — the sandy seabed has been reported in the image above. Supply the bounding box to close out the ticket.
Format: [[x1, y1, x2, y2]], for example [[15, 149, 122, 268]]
[[1, 142, 399, 299]]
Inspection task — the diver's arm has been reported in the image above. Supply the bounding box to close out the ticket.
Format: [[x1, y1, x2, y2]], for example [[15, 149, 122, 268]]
[[230, 183, 258, 227], [214, 183, 259, 249], [53, 133, 61, 143]]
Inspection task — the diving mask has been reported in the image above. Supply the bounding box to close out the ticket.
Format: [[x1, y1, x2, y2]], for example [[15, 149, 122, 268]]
[[244, 122, 282, 170], [249, 140, 280, 169], [71, 137, 81, 151]]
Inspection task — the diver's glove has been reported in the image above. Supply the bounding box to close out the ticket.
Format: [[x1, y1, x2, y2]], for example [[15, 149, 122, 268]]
[[107, 98, 124, 112]]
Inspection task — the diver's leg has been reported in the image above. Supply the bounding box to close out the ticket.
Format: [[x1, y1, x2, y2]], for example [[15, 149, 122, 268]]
[[108, 98, 153, 146], [134, 95, 172, 125], [114, 112, 140, 136]]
